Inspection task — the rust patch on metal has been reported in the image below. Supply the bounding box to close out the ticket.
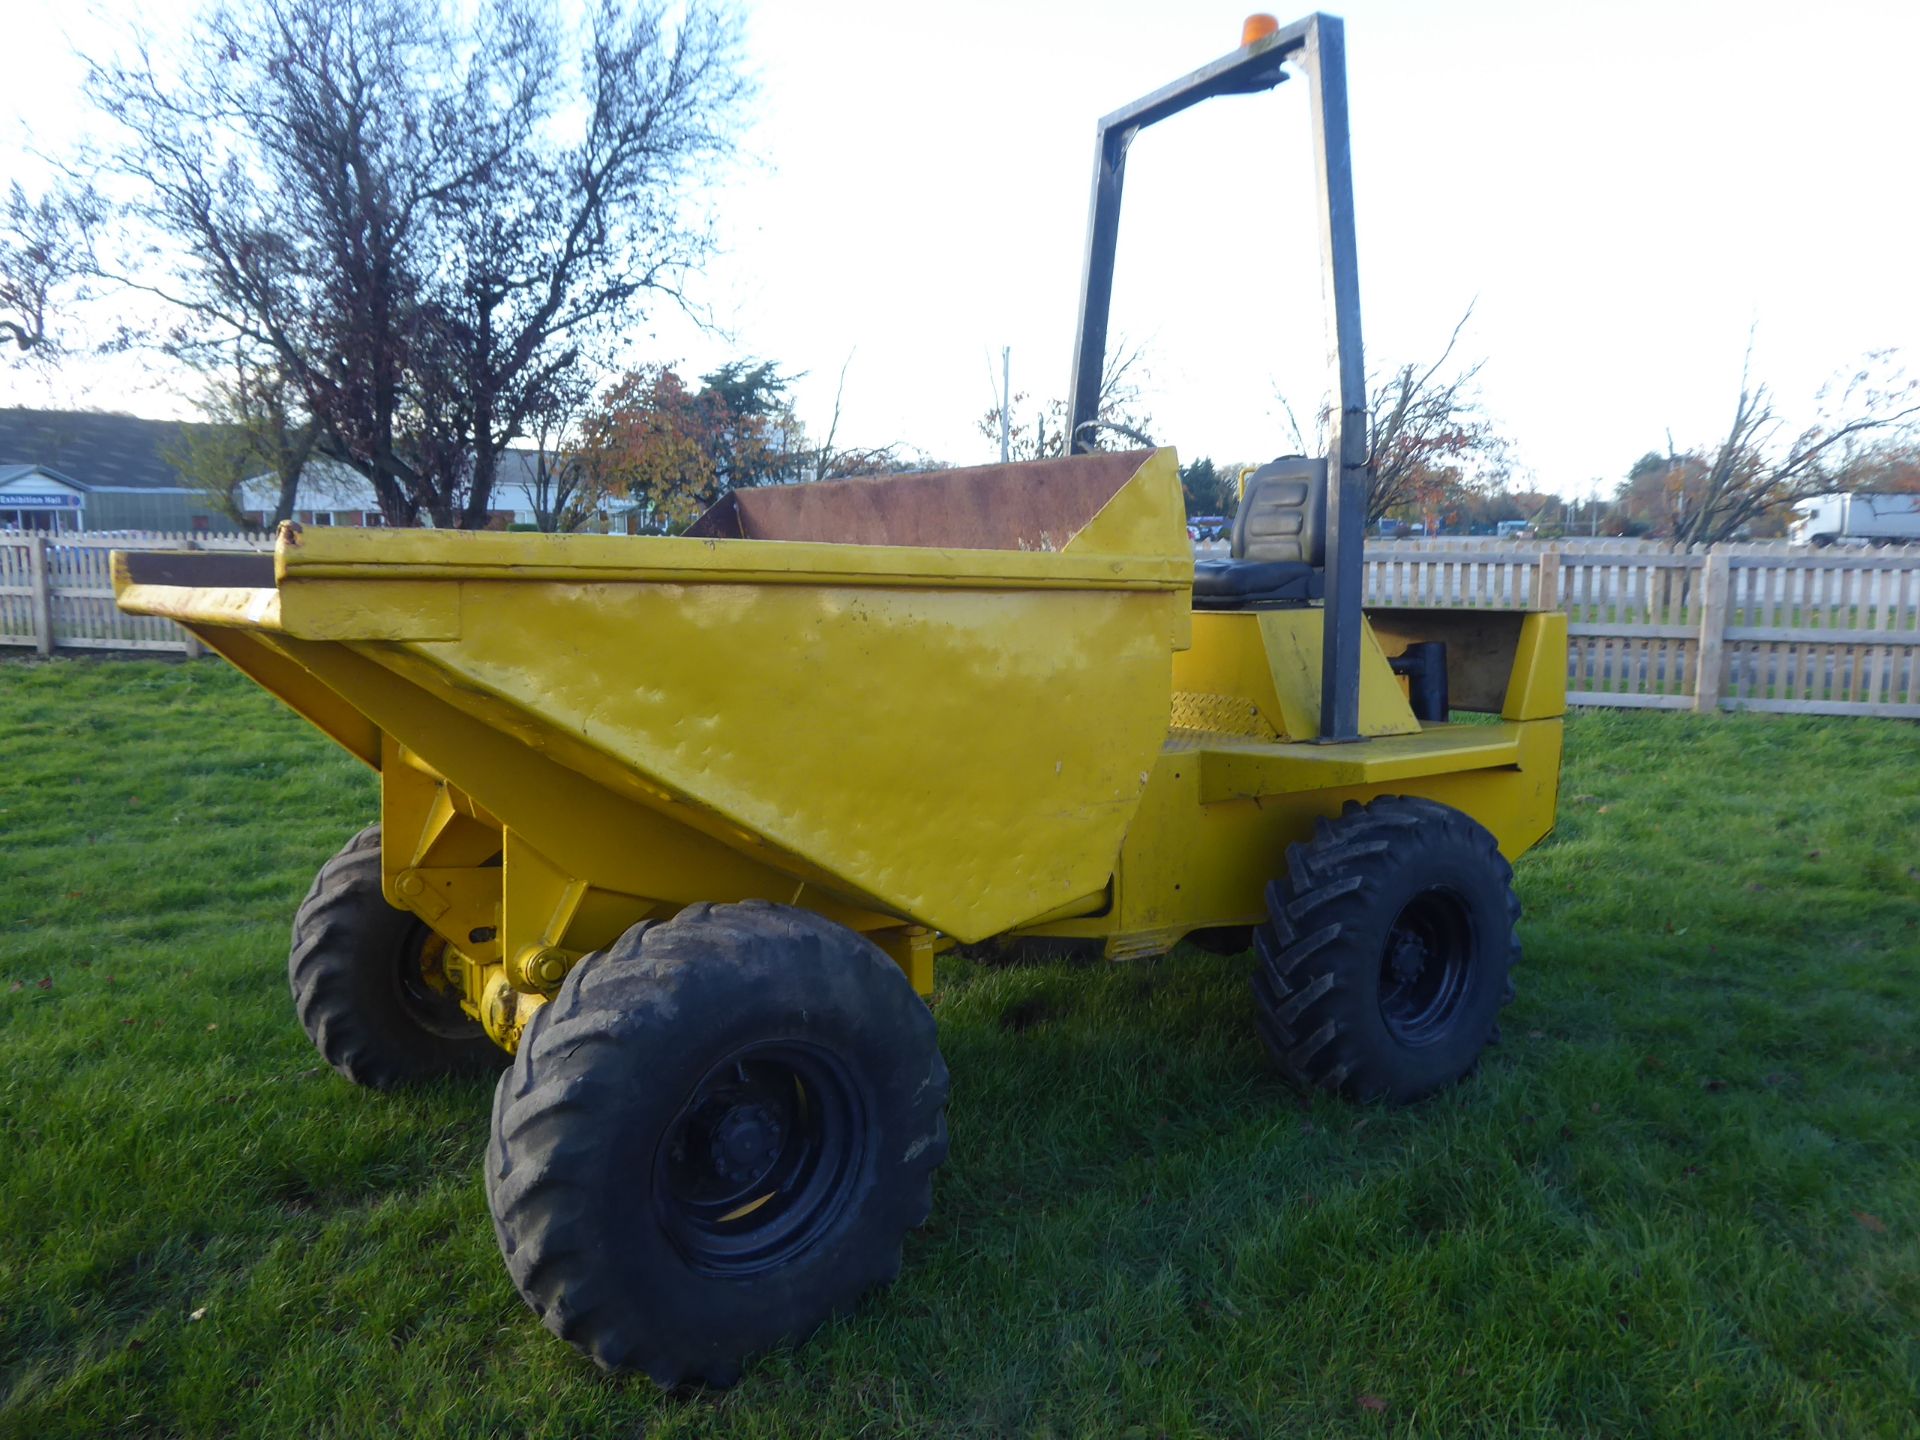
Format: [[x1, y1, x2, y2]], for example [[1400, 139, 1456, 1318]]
[[686, 450, 1152, 552]]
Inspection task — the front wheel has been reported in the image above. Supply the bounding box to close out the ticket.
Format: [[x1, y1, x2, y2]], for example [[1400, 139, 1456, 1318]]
[[1251, 796, 1520, 1104], [486, 901, 950, 1386]]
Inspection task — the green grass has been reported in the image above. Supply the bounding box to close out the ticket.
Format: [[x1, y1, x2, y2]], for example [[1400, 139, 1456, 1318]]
[[2, 659, 1917, 1439]]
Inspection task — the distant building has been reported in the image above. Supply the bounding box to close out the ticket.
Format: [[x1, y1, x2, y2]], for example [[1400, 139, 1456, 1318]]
[[231, 454, 625, 531], [233, 458, 408, 530], [0, 408, 228, 531], [0, 464, 89, 531], [0, 407, 624, 532]]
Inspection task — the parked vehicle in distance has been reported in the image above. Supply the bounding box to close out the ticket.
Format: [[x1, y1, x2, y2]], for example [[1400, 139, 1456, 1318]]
[[1789, 492, 1920, 547], [1496, 519, 1532, 538]]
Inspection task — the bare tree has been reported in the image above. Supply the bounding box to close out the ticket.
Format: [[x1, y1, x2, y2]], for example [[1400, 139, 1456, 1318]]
[[167, 345, 322, 525], [521, 372, 627, 533], [1281, 306, 1509, 525], [978, 340, 1154, 462], [1663, 346, 1920, 547], [527, 443, 594, 532], [83, 0, 748, 526], [806, 353, 908, 481], [1, 184, 98, 358]]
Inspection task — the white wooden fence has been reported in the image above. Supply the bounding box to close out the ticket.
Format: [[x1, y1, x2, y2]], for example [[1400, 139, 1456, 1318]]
[[1363, 544, 1920, 718], [0, 531, 274, 657], [4, 531, 1917, 718]]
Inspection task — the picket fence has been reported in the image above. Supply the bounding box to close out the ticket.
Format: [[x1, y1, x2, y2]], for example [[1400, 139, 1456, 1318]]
[[0, 531, 275, 658], [1363, 543, 1920, 718], [3, 531, 1917, 718]]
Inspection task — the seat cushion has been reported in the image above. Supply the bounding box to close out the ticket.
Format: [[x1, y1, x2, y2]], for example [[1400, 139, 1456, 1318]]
[[1191, 558, 1322, 608], [1233, 456, 1326, 566]]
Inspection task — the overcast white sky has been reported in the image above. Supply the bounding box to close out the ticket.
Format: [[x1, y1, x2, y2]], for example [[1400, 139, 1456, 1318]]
[[6, 0, 1919, 498]]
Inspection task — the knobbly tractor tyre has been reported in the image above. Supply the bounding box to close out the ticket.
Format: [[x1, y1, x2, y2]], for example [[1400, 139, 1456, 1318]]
[[486, 901, 951, 1387], [288, 825, 504, 1088], [1252, 796, 1520, 1104]]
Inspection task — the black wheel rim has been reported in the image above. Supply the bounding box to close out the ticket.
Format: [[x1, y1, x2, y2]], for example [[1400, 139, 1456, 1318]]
[[654, 1043, 864, 1276], [1378, 887, 1475, 1047]]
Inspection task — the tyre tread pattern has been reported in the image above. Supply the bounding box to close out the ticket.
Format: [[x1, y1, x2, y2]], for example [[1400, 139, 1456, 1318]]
[[1250, 796, 1521, 1103], [288, 824, 502, 1089], [487, 901, 950, 1387]]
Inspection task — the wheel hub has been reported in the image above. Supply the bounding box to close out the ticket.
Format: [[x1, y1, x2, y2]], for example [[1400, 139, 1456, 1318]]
[[1388, 931, 1430, 988], [710, 1103, 785, 1186], [1377, 887, 1475, 1048], [655, 1044, 864, 1277]]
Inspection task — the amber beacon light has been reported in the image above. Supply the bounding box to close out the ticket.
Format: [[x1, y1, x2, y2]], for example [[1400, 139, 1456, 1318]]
[[1241, 12, 1280, 45]]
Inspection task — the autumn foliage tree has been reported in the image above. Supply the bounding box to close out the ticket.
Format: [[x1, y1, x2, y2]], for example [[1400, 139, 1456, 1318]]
[[576, 362, 803, 532], [572, 358, 917, 532], [1839, 439, 1920, 494], [1281, 308, 1509, 529]]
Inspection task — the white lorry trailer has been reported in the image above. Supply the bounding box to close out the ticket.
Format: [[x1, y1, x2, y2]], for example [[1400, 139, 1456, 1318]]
[[1789, 492, 1920, 547]]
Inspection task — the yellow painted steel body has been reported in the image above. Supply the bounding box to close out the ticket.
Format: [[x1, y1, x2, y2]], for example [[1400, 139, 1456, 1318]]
[[114, 448, 1563, 1050]]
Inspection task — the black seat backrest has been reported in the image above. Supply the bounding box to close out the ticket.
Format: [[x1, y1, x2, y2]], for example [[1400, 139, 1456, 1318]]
[[1232, 456, 1326, 566]]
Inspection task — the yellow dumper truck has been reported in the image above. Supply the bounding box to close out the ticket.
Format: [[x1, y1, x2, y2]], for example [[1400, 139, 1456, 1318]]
[[115, 13, 1563, 1386]]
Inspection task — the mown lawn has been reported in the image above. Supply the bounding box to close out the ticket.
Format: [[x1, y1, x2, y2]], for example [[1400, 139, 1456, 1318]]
[[1, 658, 1916, 1439]]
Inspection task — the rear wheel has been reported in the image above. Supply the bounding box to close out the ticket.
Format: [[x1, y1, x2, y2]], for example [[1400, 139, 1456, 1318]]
[[1251, 796, 1519, 1103], [288, 825, 502, 1088], [486, 901, 950, 1386]]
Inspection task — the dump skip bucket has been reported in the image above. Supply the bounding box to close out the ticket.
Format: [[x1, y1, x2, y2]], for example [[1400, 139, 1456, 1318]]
[[117, 449, 1194, 942]]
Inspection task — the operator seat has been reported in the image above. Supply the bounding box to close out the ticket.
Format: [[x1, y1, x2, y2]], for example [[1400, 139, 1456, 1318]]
[[1191, 455, 1327, 608]]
